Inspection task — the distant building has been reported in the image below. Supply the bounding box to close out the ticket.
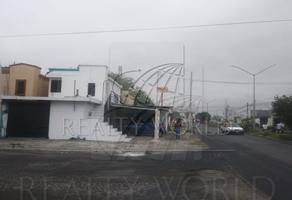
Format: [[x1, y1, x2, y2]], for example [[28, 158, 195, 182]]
[[251, 109, 273, 127]]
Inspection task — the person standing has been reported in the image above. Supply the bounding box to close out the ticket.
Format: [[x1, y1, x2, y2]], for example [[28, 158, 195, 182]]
[[175, 118, 182, 139]]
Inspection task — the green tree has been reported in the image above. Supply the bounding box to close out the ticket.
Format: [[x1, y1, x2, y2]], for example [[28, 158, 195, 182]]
[[195, 112, 211, 122], [241, 118, 253, 132], [108, 72, 133, 90], [109, 72, 154, 105], [272, 95, 292, 130], [212, 115, 223, 122]]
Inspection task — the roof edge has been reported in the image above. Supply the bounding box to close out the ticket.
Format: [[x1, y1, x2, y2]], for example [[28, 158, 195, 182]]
[[9, 63, 42, 70]]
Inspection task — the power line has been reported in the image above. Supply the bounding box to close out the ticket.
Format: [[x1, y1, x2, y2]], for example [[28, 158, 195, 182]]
[[161, 71, 292, 85], [1, 19, 292, 38], [191, 79, 292, 85]]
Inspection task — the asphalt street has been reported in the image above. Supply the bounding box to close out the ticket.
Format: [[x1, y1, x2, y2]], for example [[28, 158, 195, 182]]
[[200, 133, 292, 200], [0, 134, 291, 199]]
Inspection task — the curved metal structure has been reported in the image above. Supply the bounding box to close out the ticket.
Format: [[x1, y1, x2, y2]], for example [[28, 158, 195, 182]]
[[124, 63, 186, 106], [118, 63, 205, 114]]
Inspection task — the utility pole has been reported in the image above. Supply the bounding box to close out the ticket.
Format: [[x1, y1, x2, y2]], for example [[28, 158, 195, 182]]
[[224, 100, 229, 121], [202, 67, 205, 112], [230, 64, 276, 129], [189, 72, 193, 132], [253, 74, 256, 124], [182, 45, 186, 108], [225, 106, 229, 121], [246, 103, 249, 118]]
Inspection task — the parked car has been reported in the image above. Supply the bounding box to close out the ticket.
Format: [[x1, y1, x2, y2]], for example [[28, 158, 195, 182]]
[[222, 124, 244, 135]]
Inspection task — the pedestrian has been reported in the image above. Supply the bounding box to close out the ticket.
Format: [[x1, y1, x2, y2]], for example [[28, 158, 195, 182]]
[[159, 123, 166, 137], [175, 118, 182, 139], [276, 123, 282, 133], [276, 122, 285, 133]]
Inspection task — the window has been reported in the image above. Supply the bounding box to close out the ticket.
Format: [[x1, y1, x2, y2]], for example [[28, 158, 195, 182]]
[[87, 83, 95, 96], [15, 80, 26, 96], [51, 79, 62, 93]]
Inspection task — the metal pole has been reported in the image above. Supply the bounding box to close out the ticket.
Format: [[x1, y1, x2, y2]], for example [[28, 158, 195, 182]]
[[183, 45, 186, 107], [207, 102, 209, 113], [189, 72, 193, 132], [246, 103, 249, 118], [253, 74, 256, 129], [202, 67, 205, 111], [230, 64, 276, 129], [154, 108, 160, 141], [156, 71, 159, 105]]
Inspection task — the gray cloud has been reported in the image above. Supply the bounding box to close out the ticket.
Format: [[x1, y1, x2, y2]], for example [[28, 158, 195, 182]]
[[1, 0, 292, 114]]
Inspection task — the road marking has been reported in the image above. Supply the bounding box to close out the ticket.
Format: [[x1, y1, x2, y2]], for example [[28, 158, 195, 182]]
[[202, 149, 236, 152], [118, 152, 146, 157]]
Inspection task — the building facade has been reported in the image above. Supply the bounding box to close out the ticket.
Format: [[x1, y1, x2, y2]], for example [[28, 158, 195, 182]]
[[1, 64, 129, 141], [44, 65, 126, 141], [0, 67, 9, 98], [1, 63, 49, 97], [0, 63, 49, 134]]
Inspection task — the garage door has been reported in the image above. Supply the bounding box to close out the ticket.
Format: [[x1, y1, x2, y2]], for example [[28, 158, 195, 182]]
[[6, 101, 50, 138]]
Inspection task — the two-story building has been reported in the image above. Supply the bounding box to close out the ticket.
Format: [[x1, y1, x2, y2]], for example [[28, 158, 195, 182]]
[[46, 65, 127, 141], [0, 63, 49, 136], [1, 64, 129, 142], [0, 63, 49, 100]]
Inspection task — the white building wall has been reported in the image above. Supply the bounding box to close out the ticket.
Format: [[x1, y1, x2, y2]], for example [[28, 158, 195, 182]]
[[47, 65, 108, 102], [48, 101, 90, 140], [48, 101, 130, 141], [46, 65, 127, 142]]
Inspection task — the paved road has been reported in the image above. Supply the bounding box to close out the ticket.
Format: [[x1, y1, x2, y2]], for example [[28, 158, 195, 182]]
[[0, 134, 292, 199], [200, 133, 292, 200]]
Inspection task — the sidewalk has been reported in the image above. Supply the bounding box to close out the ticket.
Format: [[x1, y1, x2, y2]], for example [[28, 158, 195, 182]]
[[0, 132, 207, 153]]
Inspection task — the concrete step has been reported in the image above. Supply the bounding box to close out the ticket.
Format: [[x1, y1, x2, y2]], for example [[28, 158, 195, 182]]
[[80, 118, 131, 142]]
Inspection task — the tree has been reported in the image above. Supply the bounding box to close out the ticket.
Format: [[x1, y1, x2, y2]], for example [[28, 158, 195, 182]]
[[240, 118, 253, 131], [272, 95, 292, 130], [212, 115, 223, 122], [195, 112, 211, 123], [109, 72, 154, 106], [108, 72, 133, 90]]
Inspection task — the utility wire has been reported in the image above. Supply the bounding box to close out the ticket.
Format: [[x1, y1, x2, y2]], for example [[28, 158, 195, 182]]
[[160, 71, 292, 85], [191, 79, 292, 85], [1, 19, 292, 38]]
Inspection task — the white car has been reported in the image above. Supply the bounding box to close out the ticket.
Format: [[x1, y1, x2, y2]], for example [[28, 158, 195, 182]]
[[223, 124, 244, 135]]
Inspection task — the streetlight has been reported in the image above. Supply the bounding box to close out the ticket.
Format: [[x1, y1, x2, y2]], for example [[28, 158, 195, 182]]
[[230, 64, 276, 129]]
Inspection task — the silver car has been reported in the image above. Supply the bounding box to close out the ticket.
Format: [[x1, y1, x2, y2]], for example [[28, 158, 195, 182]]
[[223, 124, 244, 135]]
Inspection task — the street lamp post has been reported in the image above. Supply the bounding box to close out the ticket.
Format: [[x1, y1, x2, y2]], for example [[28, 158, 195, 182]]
[[230, 64, 276, 129]]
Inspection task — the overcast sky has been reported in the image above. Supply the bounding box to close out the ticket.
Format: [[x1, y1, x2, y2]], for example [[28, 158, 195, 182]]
[[1, 0, 292, 115]]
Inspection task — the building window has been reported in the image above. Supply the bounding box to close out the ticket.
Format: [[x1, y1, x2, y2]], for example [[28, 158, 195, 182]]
[[51, 79, 62, 93], [87, 83, 95, 96], [15, 80, 26, 96]]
